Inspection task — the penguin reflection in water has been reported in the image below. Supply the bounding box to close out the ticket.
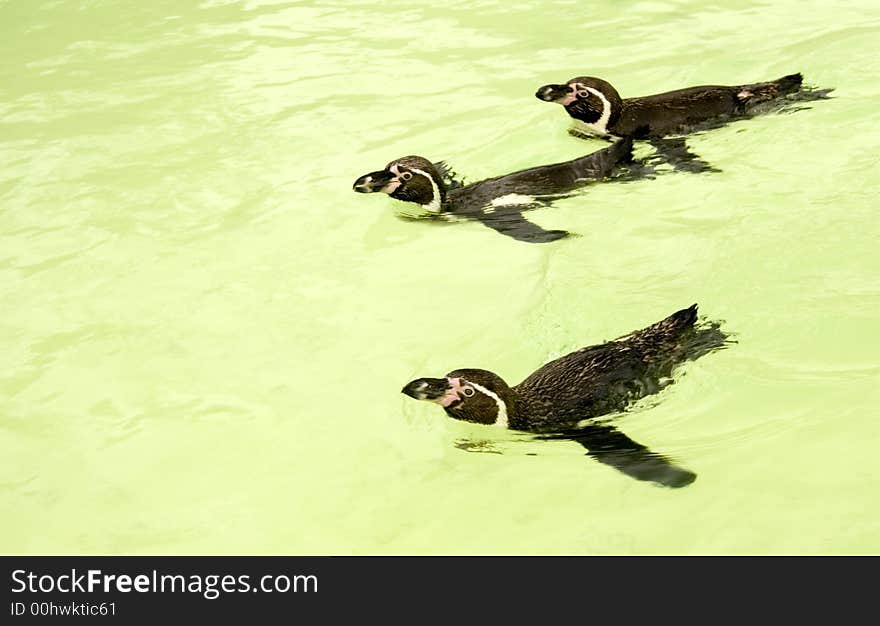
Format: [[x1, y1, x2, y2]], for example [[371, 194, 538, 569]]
[[353, 137, 633, 243], [402, 304, 731, 488]]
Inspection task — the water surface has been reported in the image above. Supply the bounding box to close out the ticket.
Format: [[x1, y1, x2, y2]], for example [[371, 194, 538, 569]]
[[2, 0, 879, 554]]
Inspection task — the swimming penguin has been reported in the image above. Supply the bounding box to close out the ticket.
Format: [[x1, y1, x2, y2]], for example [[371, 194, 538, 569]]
[[402, 304, 730, 488], [536, 73, 814, 138], [536, 73, 831, 173], [353, 136, 633, 243]]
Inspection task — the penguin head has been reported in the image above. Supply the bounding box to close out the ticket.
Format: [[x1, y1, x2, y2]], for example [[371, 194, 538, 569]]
[[536, 76, 622, 128], [353, 156, 446, 213], [402, 368, 515, 427]]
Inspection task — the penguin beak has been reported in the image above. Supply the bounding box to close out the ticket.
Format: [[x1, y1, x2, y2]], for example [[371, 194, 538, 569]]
[[536, 83, 573, 104], [353, 169, 395, 194], [401, 378, 452, 401]]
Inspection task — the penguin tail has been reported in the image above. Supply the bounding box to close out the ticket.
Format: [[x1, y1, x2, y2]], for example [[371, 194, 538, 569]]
[[667, 304, 736, 362], [738, 72, 804, 106], [662, 303, 700, 333], [619, 304, 698, 345], [772, 72, 804, 94], [632, 304, 698, 347], [636, 304, 733, 363]]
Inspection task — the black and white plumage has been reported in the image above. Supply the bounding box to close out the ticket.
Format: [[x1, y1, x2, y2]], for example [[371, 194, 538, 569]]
[[536, 73, 832, 173], [536, 73, 813, 139], [401, 304, 731, 488], [352, 137, 633, 243]]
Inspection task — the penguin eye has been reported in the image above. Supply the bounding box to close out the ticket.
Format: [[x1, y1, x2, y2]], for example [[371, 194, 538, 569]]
[[462, 387, 475, 398], [401, 171, 413, 181], [576, 90, 589, 98]]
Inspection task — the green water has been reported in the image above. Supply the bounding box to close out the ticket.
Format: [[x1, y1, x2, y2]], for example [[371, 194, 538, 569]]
[[2, 0, 878, 555]]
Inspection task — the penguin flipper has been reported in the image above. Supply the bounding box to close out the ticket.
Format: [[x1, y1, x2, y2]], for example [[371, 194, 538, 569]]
[[537, 423, 697, 488], [571, 136, 634, 179], [476, 207, 570, 244]]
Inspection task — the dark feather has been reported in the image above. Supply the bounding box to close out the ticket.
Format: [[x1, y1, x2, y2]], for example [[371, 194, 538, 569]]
[[431, 160, 465, 190]]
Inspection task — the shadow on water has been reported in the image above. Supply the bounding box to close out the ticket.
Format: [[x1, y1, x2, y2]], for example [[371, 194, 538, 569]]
[[455, 424, 698, 489]]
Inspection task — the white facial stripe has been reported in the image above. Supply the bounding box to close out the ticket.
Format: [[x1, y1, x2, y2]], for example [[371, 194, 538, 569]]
[[467, 381, 509, 428], [408, 167, 442, 213], [576, 84, 612, 135]]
